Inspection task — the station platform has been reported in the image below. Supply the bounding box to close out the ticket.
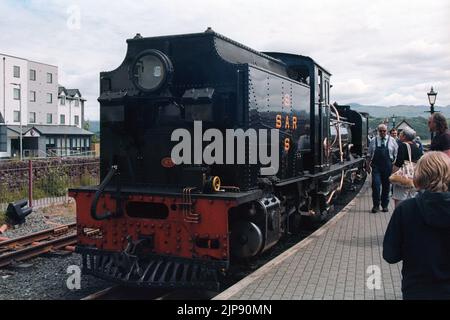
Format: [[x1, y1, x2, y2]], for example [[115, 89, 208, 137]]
[[214, 181, 403, 300]]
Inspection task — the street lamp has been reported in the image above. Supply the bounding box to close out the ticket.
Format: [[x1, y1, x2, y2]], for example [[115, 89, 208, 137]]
[[11, 83, 22, 161], [427, 86, 437, 114], [427, 86, 438, 141], [392, 114, 396, 129]]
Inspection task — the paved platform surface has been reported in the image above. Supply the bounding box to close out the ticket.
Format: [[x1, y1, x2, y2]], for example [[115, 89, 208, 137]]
[[215, 181, 403, 300]]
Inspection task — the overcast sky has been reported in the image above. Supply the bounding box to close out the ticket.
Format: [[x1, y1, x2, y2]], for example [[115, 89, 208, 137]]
[[1, 0, 449, 120]]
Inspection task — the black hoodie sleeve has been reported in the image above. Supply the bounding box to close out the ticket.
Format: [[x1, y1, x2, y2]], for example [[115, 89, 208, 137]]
[[383, 207, 403, 264]]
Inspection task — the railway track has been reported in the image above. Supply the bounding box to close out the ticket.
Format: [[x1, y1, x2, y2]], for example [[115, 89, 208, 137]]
[[82, 286, 218, 300], [0, 223, 77, 268]]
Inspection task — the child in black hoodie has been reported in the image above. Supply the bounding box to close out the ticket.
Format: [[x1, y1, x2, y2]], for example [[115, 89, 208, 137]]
[[383, 151, 450, 300]]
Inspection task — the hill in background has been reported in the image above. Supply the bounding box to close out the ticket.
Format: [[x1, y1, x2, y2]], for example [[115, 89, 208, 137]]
[[368, 117, 433, 141], [349, 103, 450, 118], [84, 120, 100, 134]]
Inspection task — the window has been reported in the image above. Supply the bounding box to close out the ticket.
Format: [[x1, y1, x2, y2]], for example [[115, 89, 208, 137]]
[[47, 113, 52, 124], [60, 96, 66, 105], [29, 112, 36, 123], [47, 73, 52, 84], [13, 88, 21, 100], [30, 69, 36, 81], [60, 114, 66, 124], [30, 91, 36, 102], [13, 66, 20, 78], [75, 98, 80, 107], [14, 111, 20, 122], [47, 93, 52, 103], [74, 115, 79, 125]]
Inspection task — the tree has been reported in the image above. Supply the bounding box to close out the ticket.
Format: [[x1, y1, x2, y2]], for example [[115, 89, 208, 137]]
[[83, 120, 90, 131]]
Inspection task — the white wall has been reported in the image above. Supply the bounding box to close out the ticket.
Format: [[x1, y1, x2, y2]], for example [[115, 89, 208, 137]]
[[70, 94, 83, 128], [58, 93, 83, 128], [28, 61, 58, 125], [58, 91, 68, 125], [0, 54, 28, 126]]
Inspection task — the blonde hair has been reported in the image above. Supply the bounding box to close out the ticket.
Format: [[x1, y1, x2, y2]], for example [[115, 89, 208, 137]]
[[414, 151, 450, 192]]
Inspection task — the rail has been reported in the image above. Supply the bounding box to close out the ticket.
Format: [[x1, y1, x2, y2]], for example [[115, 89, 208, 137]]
[[0, 223, 77, 268]]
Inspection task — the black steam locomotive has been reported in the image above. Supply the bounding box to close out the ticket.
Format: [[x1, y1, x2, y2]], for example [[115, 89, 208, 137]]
[[70, 29, 368, 290]]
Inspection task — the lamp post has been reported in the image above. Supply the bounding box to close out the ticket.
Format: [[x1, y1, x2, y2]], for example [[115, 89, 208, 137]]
[[427, 86, 437, 114], [392, 114, 396, 129], [427, 86, 438, 141], [11, 83, 22, 160]]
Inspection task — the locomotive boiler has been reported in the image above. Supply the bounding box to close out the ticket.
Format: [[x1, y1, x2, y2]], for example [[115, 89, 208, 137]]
[[69, 29, 368, 290]]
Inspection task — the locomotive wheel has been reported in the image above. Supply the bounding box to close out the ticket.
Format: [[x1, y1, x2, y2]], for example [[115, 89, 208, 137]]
[[230, 221, 264, 259]]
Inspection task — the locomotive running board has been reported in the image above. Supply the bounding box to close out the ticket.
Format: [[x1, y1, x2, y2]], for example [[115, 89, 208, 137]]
[[77, 247, 228, 291]]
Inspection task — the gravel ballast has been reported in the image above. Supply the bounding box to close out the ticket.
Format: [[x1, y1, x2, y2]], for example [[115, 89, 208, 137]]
[[0, 203, 115, 300], [0, 254, 114, 300]]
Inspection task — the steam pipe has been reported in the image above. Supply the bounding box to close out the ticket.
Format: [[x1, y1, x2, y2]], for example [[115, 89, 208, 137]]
[[330, 104, 344, 163], [90, 165, 118, 221], [326, 104, 346, 204]]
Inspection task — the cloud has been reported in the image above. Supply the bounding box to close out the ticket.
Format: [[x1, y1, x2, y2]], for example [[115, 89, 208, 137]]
[[381, 93, 421, 106], [333, 79, 372, 100], [0, 0, 449, 120]]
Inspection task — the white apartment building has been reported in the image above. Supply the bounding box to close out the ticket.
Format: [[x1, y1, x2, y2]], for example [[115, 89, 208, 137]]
[[58, 86, 84, 127], [0, 53, 92, 158]]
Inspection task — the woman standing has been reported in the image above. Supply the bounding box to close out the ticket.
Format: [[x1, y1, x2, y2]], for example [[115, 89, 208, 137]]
[[383, 152, 450, 300], [392, 128, 423, 207]]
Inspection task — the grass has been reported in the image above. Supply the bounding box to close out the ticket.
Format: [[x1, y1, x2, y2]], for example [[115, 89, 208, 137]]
[[0, 168, 98, 208], [0, 211, 6, 225], [0, 184, 28, 204]]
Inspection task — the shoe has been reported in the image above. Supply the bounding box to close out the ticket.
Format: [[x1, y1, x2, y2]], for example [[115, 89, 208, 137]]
[[382, 207, 389, 212], [371, 206, 379, 213]]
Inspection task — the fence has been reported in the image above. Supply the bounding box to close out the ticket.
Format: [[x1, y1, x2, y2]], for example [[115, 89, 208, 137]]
[[0, 158, 100, 213]]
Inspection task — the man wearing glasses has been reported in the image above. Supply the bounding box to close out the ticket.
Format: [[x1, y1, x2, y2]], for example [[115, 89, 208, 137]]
[[367, 124, 398, 213]]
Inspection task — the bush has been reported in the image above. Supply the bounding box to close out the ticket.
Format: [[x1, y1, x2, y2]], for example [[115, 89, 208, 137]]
[[78, 168, 96, 187], [0, 211, 6, 225], [0, 182, 28, 204], [36, 167, 70, 197]]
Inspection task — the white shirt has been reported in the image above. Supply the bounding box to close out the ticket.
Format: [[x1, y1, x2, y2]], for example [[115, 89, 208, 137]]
[[367, 135, 398, 162]]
